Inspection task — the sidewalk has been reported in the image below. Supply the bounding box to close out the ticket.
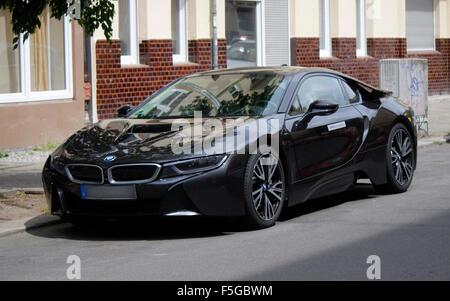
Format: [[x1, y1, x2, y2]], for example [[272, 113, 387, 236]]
[[414, 94, 450, 148], [428, 95, 450, 137], [0, 162, 45, 193], [0, 155, 56, 237], [0, 214, 61, 238]]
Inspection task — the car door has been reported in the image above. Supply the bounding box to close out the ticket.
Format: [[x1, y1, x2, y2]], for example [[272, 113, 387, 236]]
[[285, 74, 365, 181]]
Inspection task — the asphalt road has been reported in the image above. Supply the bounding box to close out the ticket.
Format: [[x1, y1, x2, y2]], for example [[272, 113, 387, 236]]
[[0, 162, 44, 190], [0, 144, 449, 281]]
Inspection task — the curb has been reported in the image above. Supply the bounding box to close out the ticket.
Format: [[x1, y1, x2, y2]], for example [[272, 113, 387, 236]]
[[418, 137, 447, 148], [0, 215, 63, 238], [0, 188, 44, 194]]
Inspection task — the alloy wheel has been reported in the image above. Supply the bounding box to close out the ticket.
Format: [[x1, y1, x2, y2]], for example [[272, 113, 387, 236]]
[[390, 128, 414, 186], [251, 154, 285, 221]]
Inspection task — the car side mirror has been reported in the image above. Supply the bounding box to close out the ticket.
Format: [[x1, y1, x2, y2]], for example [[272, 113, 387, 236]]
[[307, 100, 339, 116], [117, 105, 134, 118]]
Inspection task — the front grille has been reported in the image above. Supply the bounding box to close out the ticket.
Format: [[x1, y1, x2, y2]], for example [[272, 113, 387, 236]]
[[65, 164, 104, 184], [108, 164, 161, 184]]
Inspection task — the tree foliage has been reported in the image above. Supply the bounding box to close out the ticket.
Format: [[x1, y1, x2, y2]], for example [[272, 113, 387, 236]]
[[0, 0, 115, 48]]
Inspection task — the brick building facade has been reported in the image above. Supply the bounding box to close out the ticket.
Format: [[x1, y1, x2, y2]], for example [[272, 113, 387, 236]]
[[291, 37, 450, 95], [90, 0, 450, 121], [95, 39, 227, 119]]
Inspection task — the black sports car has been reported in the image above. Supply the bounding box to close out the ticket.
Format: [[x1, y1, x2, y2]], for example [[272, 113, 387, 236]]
[[42, 67, 417, 229]]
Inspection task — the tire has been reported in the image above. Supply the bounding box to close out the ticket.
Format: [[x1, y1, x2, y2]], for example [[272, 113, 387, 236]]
[[243, 152, 286, 229], [376, 123, 415, 193]]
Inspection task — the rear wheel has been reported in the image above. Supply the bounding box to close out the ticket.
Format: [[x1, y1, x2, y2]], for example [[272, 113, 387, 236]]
[[243, 152, 286, 229], [376, 123, 415, 193]]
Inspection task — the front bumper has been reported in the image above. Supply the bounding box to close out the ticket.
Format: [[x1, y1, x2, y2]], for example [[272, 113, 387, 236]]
[[42, 156, 248, 218]]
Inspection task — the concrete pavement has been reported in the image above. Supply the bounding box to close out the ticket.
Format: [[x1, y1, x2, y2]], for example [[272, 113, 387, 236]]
[[428, 95, 450, 136], [0, 143, 449, 280], [0, 162, 45, 193], [0, 215, 61, 238]]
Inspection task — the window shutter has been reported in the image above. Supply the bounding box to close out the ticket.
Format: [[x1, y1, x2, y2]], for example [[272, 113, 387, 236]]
[[264, 0, 290, 66], [406, 0, 435, 50]]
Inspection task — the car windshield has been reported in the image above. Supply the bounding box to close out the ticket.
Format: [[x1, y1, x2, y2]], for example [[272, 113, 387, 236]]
[[129, 73, 290, 119]]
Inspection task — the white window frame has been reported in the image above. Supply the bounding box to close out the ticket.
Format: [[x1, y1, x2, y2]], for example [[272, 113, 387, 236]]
[[120, 0, 139, 65], [0, 16, 73, 104], [172, 0, 187, 63], [319, 0, 331, 58], [356, 0, 367, 57], [257, 0, 264, 66]]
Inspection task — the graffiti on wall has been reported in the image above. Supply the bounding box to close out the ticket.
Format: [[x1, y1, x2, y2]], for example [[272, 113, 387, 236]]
[[400, 60, 427, 116]]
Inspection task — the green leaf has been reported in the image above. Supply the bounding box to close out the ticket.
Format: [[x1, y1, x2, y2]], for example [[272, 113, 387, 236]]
[[1, 0, 116, 49]]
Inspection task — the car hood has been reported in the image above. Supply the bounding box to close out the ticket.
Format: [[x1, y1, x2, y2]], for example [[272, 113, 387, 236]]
[[57, 116, 280, 165]]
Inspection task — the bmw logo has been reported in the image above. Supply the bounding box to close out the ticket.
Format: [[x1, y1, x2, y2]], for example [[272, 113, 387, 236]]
[[104, 155, 117, 162]]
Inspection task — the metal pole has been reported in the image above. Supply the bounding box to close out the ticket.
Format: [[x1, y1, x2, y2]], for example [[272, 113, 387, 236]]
[[211, 0, 218, 70], [85, 35, 94, 124]]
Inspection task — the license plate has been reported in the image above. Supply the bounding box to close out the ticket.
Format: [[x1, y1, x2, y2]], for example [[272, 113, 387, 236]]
[[80, 185, 137, 200]]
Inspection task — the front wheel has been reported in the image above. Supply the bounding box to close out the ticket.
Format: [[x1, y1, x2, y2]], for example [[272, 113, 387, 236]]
[[243, 152, 286, 229], [376, 123, 415, 193]]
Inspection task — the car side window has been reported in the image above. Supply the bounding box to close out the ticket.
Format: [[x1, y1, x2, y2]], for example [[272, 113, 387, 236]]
[[288, 97, 302, 116], [341, 80, 360, 103], [296, 76, 348, 113]]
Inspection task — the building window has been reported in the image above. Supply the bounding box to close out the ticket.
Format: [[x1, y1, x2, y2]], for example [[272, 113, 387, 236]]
[[406, 0, 435, 51], [0, 10, 20, 94], [356, 0, 367, 57], [0, 9, 72, 104], [263, 0, 290, 66], [172, 0, 187, 63], [226, 0, 261, 68], [119, 0, 138, 65], [319, 0, 331, 58]]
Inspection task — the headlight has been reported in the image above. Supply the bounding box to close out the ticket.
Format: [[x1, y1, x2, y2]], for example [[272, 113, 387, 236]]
[[159, 155, 228, 178], [48, 155, 66, 176]]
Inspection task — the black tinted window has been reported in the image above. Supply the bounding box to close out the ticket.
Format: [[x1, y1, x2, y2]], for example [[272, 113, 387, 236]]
[[341, 80, 360, 103], [297, 76, 347, 112], [289, 97, 302, 116]]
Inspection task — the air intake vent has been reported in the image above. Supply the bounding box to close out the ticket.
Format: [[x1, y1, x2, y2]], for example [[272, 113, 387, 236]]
[[65, 164, 104, 184], [108, 164, 161, 184]]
